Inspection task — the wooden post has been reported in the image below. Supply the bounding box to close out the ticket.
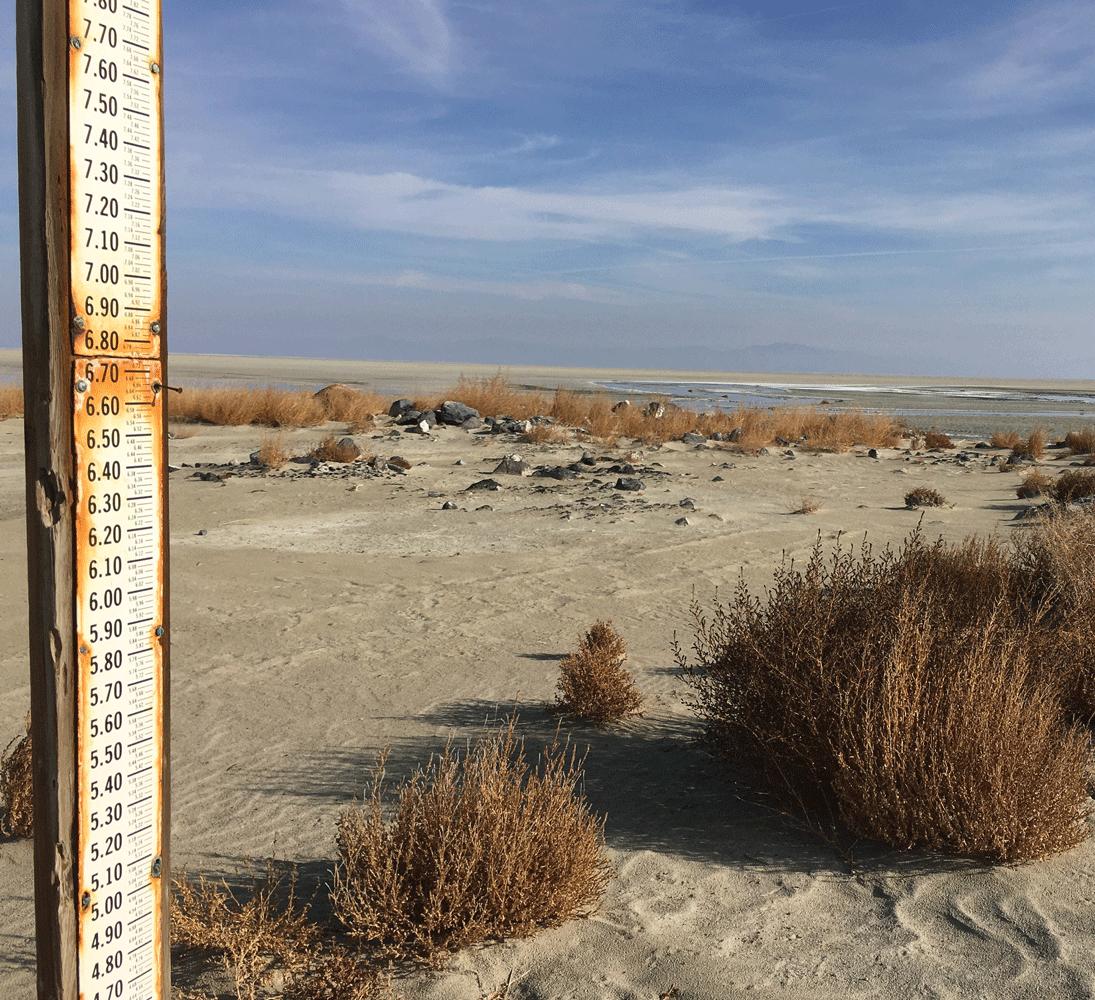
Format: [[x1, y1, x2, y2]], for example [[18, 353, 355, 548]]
[[18, 0, 82, 995], [18, 0, 170, 996]]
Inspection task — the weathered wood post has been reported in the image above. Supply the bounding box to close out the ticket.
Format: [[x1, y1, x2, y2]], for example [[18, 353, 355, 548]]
[[17, 0, 170, 996]]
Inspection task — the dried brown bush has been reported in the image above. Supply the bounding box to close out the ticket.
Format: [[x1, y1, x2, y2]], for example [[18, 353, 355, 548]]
[[1017, 471, 1053, 499], [991, 430, 1021, 449], [332, 719, 611, 958], [0, 383, 24, 419], [1051, 470, 1095, 504], [1064, 427, 1095, 455], [552, 620, 644, 724], [904, 486, 947, 508], [170, 386, 327, 428], [313, 384, 388, 428], [522, 422, 569, 445], [1013, 425, 1046, 460], [258, 431, 292, 470], [1, 716, 32, 838], [789, 495, 821, 515], [923, 430, 954, 449], [311, 434, 363, 464], [172, 860, 320, 1000], [677, 529, 1095, 862]]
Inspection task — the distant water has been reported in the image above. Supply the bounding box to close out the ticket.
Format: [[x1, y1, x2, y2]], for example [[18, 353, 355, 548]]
[[596, 379, 1095, 428]]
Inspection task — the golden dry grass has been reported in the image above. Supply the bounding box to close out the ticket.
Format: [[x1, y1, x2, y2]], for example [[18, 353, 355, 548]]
[[0, 384, 24, 419], [522, 422, 570, 445], [991, 430, 1022, 449], [551, 621, 644, 724], [1064, 427, 1095, 455], [677, 525, 1095, 862], [0, 715, 32, 838], [258, 431, 292, 470], [789, 495, 822, 515], [1014, 425, 1046, 460], [923, 430, 954, 449], [1017, 471, 1054, 499], [332, 719, 611, 958], [1051, 470, 1095, 504], [310, 434, 364, 464], [905, 486, 947, 508]]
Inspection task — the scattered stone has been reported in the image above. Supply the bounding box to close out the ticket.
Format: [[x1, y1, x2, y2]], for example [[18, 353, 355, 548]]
[[455, 459, 467, 465], [438, 400, 480, 425], [615, 477, 645, 491], [197, 529, 207, 536], [679, 498, 695, 508], [775, 436, 791, 447], [538, 466, 578, 480], [580, 451, 597, 466], [868, 448, 878, 459], [193, 471, 225, 482], [646, 401, 666, 419], [784, 450, 795, 458], [708, 513, 725, 521], [709, 432, 725, 441], [336, 436, 362, 460], [461, 416, 483, 429], [675, 516, 690, 526], [758, 448, 771, 457], [465, 479, 502, 491], [249, 450, 262, 464], [975, 442, 991, 449], [494, 455, 532, 476], [728, 427, 743, 442], [475, 505, 493, 511], [441, 501, 458, 510], [388, 398, 415, 418], [712, 475, 724, 482], [682, 432, 706, 445], [1012, 453, 1037, 465], [611, 400, 631, 413]]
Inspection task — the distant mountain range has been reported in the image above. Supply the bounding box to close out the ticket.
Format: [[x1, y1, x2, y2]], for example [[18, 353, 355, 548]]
[[358, 335, 958, 377]]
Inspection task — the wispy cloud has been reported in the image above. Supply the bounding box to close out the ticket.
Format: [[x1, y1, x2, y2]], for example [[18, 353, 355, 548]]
[[338, 0, 460, 84]]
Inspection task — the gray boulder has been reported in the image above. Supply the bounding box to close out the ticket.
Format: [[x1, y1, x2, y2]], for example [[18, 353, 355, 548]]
[[615, 477, 644, 491], [438, 400, 481, 425], [389, 398, 415, 418], [682, 432, 706, 445], [494, 455, 532, 476]]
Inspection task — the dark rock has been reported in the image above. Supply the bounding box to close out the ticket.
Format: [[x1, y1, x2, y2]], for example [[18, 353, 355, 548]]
[[758, 448, 771, 456], [646, 401, 666, 419], [465, 479, 501, 491], [709, 432, 725, 441], [1013, 453, 1036, 465], [193, 471, 225, 482], [868, 448, 878, 459], [611, 400, 631, 413], [784, 450, 795, 458], [539, 466, 578, 480], [494, 455, 532, 476], [975, 442, 991, 449], [461, 416, 483, 429], [675, 516, 690, 526], [438, 400, 480, 425], [615, 477, 645, 491], [580, 451, 597, 466], [682, 432, 706, 445], [396, 410, 423, 425], [475, 505, 493, 511], [679, 498, 695, 508], [441, 501, 458, 510], [389, 398, 415, 418], [712, 475, 724, 482], [728, 427, 743, 442], [336, 437, 362, 460], [775, 436, 791, 447]]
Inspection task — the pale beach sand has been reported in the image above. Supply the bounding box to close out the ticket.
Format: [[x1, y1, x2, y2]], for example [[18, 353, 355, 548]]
[[2, 353, 1095, 998]]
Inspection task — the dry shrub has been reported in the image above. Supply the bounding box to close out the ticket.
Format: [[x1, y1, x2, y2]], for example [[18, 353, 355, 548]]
[[172, 860, 319, 1000], [1051, 470, 1095, 504], [332, 719, 611, 958], [677, 528, 1095, 862], [0, 383, 23, 419], [1, 716, 33, 838], [1064, 427, 1095, 455], [991, 429, 1021, 449], [905, 486, 946, 508], [313, 384, 387, 428], [1017, 471, 1053, 499], [311, 434, 362, 464], [789, 495, 821, 515], [424, 373, 549, 420], [1014, 425, 1046, 460], [522, 422, 569, 445], [258, 431, 292, 470], [923, 430, 954, 449], [552, 621, 644, 724], [170, 387, 327, 428]]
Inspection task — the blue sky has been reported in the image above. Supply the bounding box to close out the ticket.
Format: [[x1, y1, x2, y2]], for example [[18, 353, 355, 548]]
[[3, 1, 1095, 375]]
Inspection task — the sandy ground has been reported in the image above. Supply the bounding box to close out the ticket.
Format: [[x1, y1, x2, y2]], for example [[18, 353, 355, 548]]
[[2, 359, 1095, 998]]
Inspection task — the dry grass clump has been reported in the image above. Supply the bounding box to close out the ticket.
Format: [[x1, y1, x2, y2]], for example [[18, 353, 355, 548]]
[[677, 527, 1095, 862], [789, 495, 821, 515], [1051, 470, 1095, 505], [1017, 471, 1054, 499], [522, 422, 570, 445], [1, 716, 33, 838], [991, 429, 1022, 449], [170, 386, 327, 428], [332, 720, 611, 958], [417, 373, 549, 420], [0, 383, 24, 419], [923, 430, 954, 449], [552, 621, 644, 724], [1064, 427, 1095, 455], [258, 431, 292, 470], [313, 385, 388, 429], [905, 486, 947, 508], [311, 434, 364, 464], [1013, 426, 1046, 460]]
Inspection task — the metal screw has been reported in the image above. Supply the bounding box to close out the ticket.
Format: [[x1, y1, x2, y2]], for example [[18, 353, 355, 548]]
[[76, 380, 89, 393], [74, 316, 85, 329], [81, 892, 91, 910], [155, 626, 164, 636], [150, 856, 163, 878], [150, 62, 160, 74], [150, 321, 161, 334], [70, 36, 82, 50], [80, 645, 89, 655]]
